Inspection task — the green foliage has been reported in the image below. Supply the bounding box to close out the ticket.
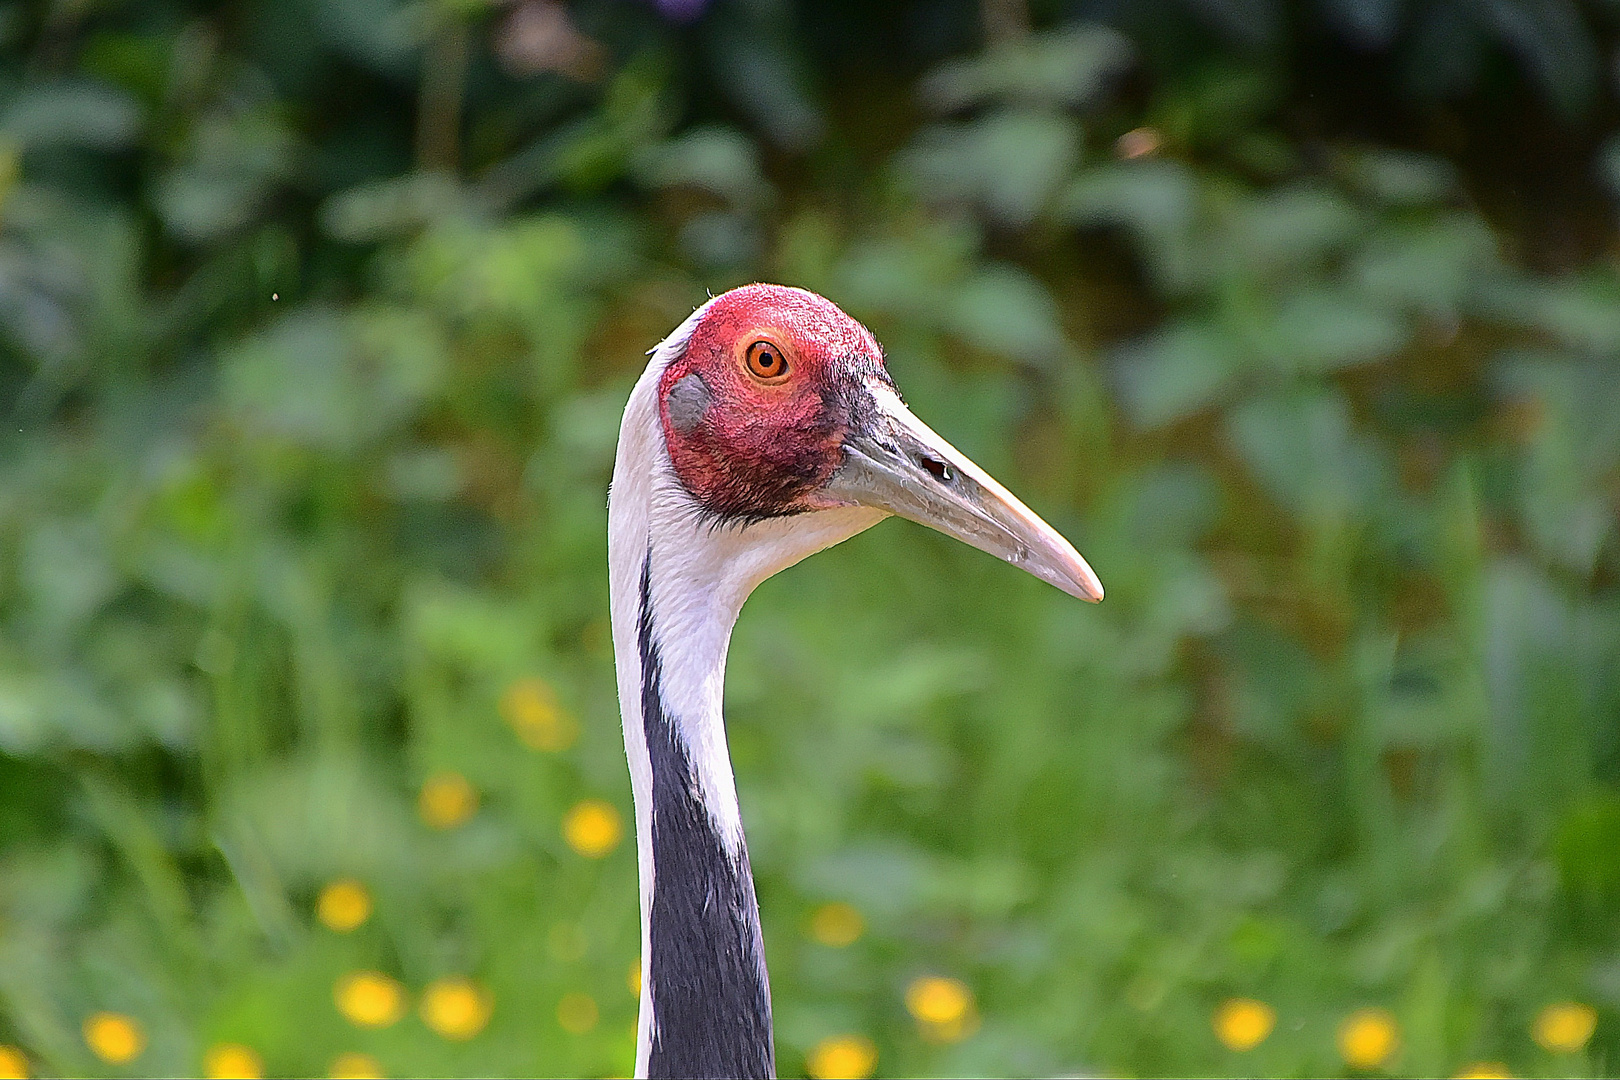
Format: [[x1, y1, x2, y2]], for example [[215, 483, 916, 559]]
[[0, 0, 1618, 1078]]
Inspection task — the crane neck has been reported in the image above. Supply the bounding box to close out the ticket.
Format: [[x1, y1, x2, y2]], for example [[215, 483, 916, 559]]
[[608, 311, 886, 1079], [628, 545, 774, 1079]]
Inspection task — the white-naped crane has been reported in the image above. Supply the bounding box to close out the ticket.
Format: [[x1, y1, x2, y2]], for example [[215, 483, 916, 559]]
[[609, 284, 1103, 1078]]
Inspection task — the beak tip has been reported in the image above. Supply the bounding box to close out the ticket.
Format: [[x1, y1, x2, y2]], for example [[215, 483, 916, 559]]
[[1066, 559, 1104, 603], [1048, 567, 1103, 602]]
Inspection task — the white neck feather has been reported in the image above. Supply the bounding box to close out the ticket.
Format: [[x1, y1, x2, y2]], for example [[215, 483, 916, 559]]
[[608, 302, 886, 1076]]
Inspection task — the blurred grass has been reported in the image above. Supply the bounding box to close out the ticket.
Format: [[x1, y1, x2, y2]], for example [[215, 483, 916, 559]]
[[0, 0, 1618, 1077]]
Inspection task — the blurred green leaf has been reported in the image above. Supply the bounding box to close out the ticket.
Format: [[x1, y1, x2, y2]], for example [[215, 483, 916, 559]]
[[320, 173, 462, 243], [20, 517, 116, 645], [1483, 275, 1620, 353], [634, 126, 771, 208], [219, 755, 413, 886], [707, 19, 824, 151], [1114, 321, 1242, 427], [1475, 0, 1598, 116], [153, 108, 296, 242], [1217, 184, 1361, 279], [902, 110, 1081, 227], [1480, 557, 1590, 799], [1352, 214, 1501, 315], [834, 222, 979, 319], [1, 82, 142, 151], [919, 25, 1134, 112], [1555, 792, 1620, 906], [1062, 160, 1200, 291], [945, 263, 1069, 366], [1125, 463, 1223, 548], [1495, 352, 1620, 574], [1337, 148, 1458, 206], [1599, 135, 1620, 204], [1262, 289, 1409, 373], [678, 209, 762, 269], [1224, 389, 1388, 520], [1320, 0, 1405, 48], [223, 306, 445, 450], [404, 579, 541, 677], [1221, 618, 1326, 743], [316, 0, 426, 73]]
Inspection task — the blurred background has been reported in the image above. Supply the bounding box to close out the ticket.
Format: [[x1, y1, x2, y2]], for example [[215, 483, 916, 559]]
[[0, 0, 1618, 1076]]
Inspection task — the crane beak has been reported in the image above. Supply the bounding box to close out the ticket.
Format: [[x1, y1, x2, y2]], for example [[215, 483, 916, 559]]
[[825, 386, 1103, 602]]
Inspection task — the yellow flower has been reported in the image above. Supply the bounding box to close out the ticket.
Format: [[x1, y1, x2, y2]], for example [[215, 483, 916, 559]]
[[419, 772, 478, 829], [1533, 1002, 1597, 1053], [318, 879, 372, 932], [501, 678, 579, 752], [1213, 998, 1276, 1051], [807, 1034, 878, 1080], [328, 1052, 385, 1079], [420, 977, 492, 1041], [203, 1043, 263, 1079], [1453, 1064, 1513, 1079], [0, 1045, 27, 1080], [83, 1012, 144, 1065], [905, 976, 979, 1043], [809, 902, 864, 948], [906, 975, 970, 1024], [628, 958, 642, 997], [557, 992, 599, 1035], [563, 799, 622, 858], [334, 971, 406, 1028], [1338, 1008, 1400, 1069]]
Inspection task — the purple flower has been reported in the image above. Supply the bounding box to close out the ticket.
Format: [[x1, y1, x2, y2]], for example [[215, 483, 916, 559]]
[[653, 0, 708, 21]]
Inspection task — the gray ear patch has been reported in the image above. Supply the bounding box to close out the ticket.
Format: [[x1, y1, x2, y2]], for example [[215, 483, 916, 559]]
[[666, 373, 712, 433]]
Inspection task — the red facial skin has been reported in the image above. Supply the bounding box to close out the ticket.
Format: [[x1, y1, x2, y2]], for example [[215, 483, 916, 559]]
[[658, 284, 890, 522]]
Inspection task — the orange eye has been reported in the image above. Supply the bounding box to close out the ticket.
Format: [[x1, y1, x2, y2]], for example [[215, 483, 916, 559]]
[[745, 340, 789, 382]]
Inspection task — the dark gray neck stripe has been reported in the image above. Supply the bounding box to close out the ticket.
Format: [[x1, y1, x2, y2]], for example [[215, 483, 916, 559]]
[[639, 553, 775, 1080]]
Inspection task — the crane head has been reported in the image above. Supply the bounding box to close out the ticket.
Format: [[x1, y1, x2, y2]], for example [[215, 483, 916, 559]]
[[654, 283, 1102, 602]]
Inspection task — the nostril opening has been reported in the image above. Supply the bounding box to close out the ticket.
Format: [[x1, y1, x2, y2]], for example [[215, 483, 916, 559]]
[[919, 454, 953, 483]]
